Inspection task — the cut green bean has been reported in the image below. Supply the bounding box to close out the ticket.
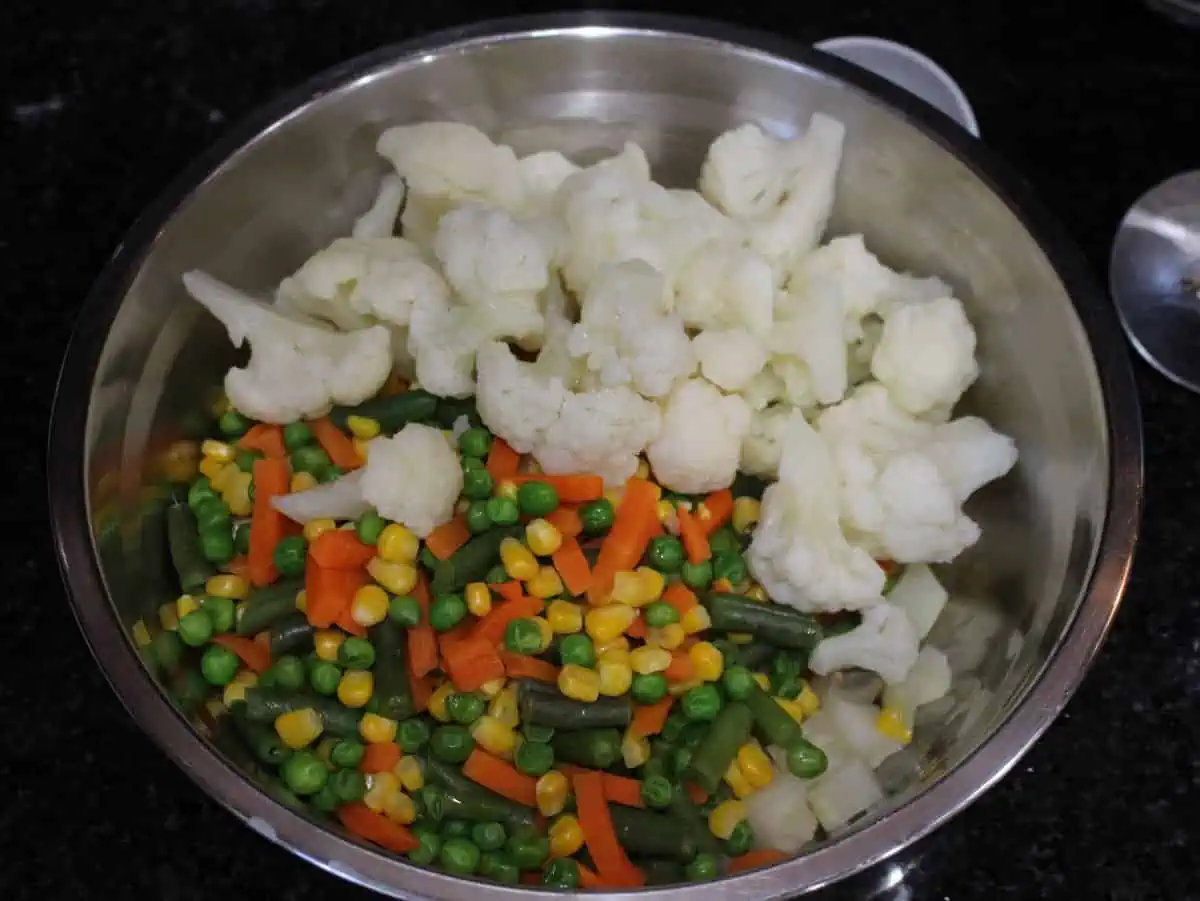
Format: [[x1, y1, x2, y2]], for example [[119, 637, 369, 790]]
[[236, 578, 305, 636], [328, 390, 439, 433], [687, 701, 753, 793], [431, 525, 525, 594], [166, 503, 216, 593], [551, 728, 622, 769], [744, 683, 802, 748], [702, 592, 823, 651], [516, 679, 631, 731]]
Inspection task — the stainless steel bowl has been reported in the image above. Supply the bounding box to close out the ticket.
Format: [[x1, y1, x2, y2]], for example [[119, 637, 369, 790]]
[[48, 12, 1142, 900]]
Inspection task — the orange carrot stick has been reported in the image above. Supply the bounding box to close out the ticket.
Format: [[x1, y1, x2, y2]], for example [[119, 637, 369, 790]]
[[626, 615, 646, 640], [700, 489, 733, 535], [308, 530, 376, 569], [442, 633, 506, 691], [546, 506, 584, 538], [335, 598, 368, 637], [587, 479, 660, 604], [210, 634, 270, 673], [573, 771, 644, 886], [676, 505, 711, 565], [552, 537, 592, 596], [338, 802, 419, 853], [247, 458, 291, 586], [509, 474, 604, 503], [472, 595, 545, 645], [463, 749, 539, 806], [425, 517, 471, 560], [662, 582, 699, 616], [577, 863, 603, 888], [309, 417, 362, 470], [360, 741, 402, 774], [305, 563, 365, 629], [238, 424, 286, 459], [492, 581, 525, 602], [407, 575, 439, 678], [727, 849, 789, 873], [499, 650, 559, 682], [409, 673, 433, 712], [664, 651, 695, 683], [630, 697, 673, 736], [485, 439, 520, 480], [600, 774, 644, 808]]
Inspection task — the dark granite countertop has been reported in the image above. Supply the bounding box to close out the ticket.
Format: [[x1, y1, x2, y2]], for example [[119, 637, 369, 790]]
[[4, 0, 1198, 898]]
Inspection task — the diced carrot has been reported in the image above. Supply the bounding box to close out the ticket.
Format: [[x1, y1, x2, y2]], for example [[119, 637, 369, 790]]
[[463, 749, 538, 806], [360, 741, 401, 774], [509, 474, 604, 503], [442, 633, 507, 691], [309, 417, 362, 470], [247, 458, 290, 586], [626, 615, 646, 640], [486, 439, 520, 479], [499, 650, 559, 683], [572, 771, 645, 886], [662, 582, 699, 615], [338, 802, 418, 853], [407, 575, 439, 678], [577, 863, 603, 888], [409, 673, 434, 712], [425, 516, 471, 560], [727, 849, 789, 873], [601, 774, 644, 808], [492, 581, 525, 602], [685, 782, 708, 805], [588, 479, 661, 604], [305, 563, 366, 629], [238, 424, 286, 459], [664, 651, 694, 683], [210, 634, 270, 673], [551, 537, 592, 596], [472, 595, 545, 645], [437, 621, 474, 657], [335, 600, 367, 637], [630, 697, 673, 736], [308, 530, 376, 569], [700, 489, 733, 535], [546, 506, 584, 538], [676, 504, 710, 565]]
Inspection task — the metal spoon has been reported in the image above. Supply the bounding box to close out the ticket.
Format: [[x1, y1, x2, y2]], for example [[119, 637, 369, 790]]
[[1109, 170, 1200, 392]]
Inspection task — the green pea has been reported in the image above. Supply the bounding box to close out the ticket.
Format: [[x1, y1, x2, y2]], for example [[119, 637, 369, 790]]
[[272, 535, 308, 578], [187, 477, 218, 511], [631, 672, 668, 705], [504, 618, 543, 655], [725, 819, 755, 856], [671, 747, 694, 779], [579, 498, 614, 536], [787, 738, 828, 779], [201, 595, 236, 633], [430, 594, 467, 632], [462, 468, 494, 501], [439, 837, 481, 874], [521, 722, 554, 743], [479, 852, 520, 884], [150, 630, 185, 672], [329, 739, 364, 769], [681, 684, 722, 722], [355, 511, 387, 545], [291, 445, 331, 476], [430, 725, 473, 764], [471, 821, 507, 852], [398, 718, 431, 753], [218, 409, 251, 438], [195, 497, 231, 532], [309, 659, 341, 696], [389, 595, 422, 627], [640, 774, 674, 809], [660, 713, 688, 743], [318, 465, 343, 484], [408, 828, 442, 866], [465, 500, 492, 534], [310, 781, 341, 813], [281, 750, 328, 796], [721, 665, 755, 701], [440, 819, 472, 839], [339, 637, 376, 669], [485, 496, 519, 526], [458, 427, 493, 460], [543, 856, 580, 888], [646, 535, 684, 573], [708, 527, 741, 557], [233, 521, 252, 555], [283, 421, 314, 451], [680, 559, 713, 590], [461, 455, 485, 473], [177, 609, 214, 647], [712, 551, 748, 585], [484, 565, 509, 586], [446, 692, 486, 725], [643, 601, 679, 628], [686, 852, 719, 881], [200, 526, 235, 563], [516, 481, 558, 517], [513, 740, 554, 776], [770, 653, 803, 700], [269, 655, 307, 692], [330, 768, 367, 803], [234, 449, 261, 474], [420, 784, 446, 821], [200, 644, 240, 685], [506, 828, 549, 870], [558, 633, 595, 668]]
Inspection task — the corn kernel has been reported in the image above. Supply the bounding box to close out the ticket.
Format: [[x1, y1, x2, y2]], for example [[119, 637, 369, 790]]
[[708, 799, 749, 840], [558, 664, 601, 702], [394, 756, 424, 792], [712, 577, 735, 593], [222, 670, 258, 706], [337, 670, 374, 708], [132, 620, 152, 648], [525, 518, 564, 557], [158, 602, 180, 631], [210, 459, 239, 493], [360, 712, 399, 744], [176, 593, 200, 619], [225, 471, 254, 517], [737, 742, 775, 788], [291, 471, 319, 494], [367, 558, 418, 596], [680, 605, 712, 635], [465, 582, 493, 617], [621, 730, 651, 768], [689, 641, 725, 682], [745, 584, 769, 603], [363, 771, 400, 813], [611, 567, 665, 606], [603, 486, 624, 508], [346, 415, 382, 440], [597, 657, 633, 697], [630, 646, 672, 675], [375, 523, 418, 563], [646, 623, 687, 651], [383, 790, 417, 825], [479, 677, 507, 699], [527, 566, 564, 599], [876, 707, 913, 744], [798, 682, 820, 716], [429, 682, 455, 722], [471, 715, 517, 758], [312, 735, 337, 765], [595, 636, 630, 658], [499, 538, 538, 581], [353, 438, 372, 462], [536, 770, 570, 817], [655, 499, 676, 524], [732, 497, 761, 534], [547, 599, 584, 634], [548, 814, 585, 857], [303, 518, 336, 542], [776, 697, 806, 724], [351, 585, 391, 627], [294, 590, 307, 613], [729, 632, 754, 644], [695, 502, 713, 526], [489, 685, 520, 729], [198, 456, 225, 481], [160, 440, 199, 483], [584, 604, 637, 644], [311, 631, 345, 663], [275, 708, 324, 749], [495, 480, 519, 502], [723, 761, 755, 799], [753, 673, 772, 692]]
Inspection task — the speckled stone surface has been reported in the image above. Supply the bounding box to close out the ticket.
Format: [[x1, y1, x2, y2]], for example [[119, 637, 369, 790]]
[[4, 0, 1199, 898]]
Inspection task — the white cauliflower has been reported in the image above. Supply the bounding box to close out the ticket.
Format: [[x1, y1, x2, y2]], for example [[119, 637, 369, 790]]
[[692, 327, 768, 392], [272, 470, 370, 524], [699, 123, 793, 220], [870, 296, 979, 415], [881, 645, 952, 729], [745, 769, 820, 853], [516, 151, 580, 214], [352, 173, 408, 240], [376, 122, 523, 210], [646, 378, 751, 494], [809, 601, 921, 684], [746, 412, 886, 611], [182, 271, 391, 424], [359, 424, 463, 537], [672, 243, 775, 335], [769, 285, 848, 407], [740, 369, 788, 411], [740, 405, 803, 479], [567, 261, 695, 398]]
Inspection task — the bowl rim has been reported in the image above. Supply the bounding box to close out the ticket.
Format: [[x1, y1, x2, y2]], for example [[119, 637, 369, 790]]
[[47, 10, 1143, 899]]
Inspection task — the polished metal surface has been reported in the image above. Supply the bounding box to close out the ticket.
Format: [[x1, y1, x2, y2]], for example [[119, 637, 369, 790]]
[[48, 12, 1142, 901], [1110, 170, 1200, 393]]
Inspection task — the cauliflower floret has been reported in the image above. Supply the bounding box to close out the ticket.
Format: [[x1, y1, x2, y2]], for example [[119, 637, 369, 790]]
[[923, 416, 1019, 501], [376, 122, 522, 210], [359, 424, 463, 537], [567, 261, 695, 398], [769, 285, 848, 406], [692, 327, 767, 392], [745, 769, 820, 853], [516, 151, 580, 214], [182, 271, 391, 424], [351, 173, 408, 240], [672, 242, 775, 335], [646, 378, 751, 494], [870, 296, 979, 415], [699, 123, 792, 220], [739, 405, 804, 479], [746, 412, 886, 611], [809, 602, 920, 684], [741, 369, 788, 412]]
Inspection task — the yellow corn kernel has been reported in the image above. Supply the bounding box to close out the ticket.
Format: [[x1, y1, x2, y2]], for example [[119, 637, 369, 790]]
[[201, 438, 236, 463], [744, 584, 768, 603], [536, 771, 570, 817], [465, 582, 493, 617], [367, 557, 418, 596], [489, 685, 520, 729], [695, 502, 714, 527], [429, 682, 455, 723], [225, 471, 254, 517], [346, 414, 382, 440], [546, 599, 584, 634], [531, 616, 554, 651], [597, 657, 633, 697], [558, 664, 601, 702], [548, 814, 585, 857], [595, 636, 630, 659], [363, 771, 400, 813], [729, 632, 754, 644], [275, 708, 324, 749], [337, 670, 374, 709], [471, 715, 517, 758], [290, 471, 319, 494], [479, 677, 507, 699], [798, 682, 820, 716], [383, 790, 417, 825], [201, 574, 248, 603], [314, 629, 345, 662], [350, 585, 390, 628], [655, 499, 676, 523], [753, 673, 772, 692], [376, 523, 418, 563], [603, 486, 624, 508], [495, 480, 519, 502], [630, 646, 672, 675], [222, 670, 258, 706], [611, 567, 665, 606], [723, 761, 755, 799], [527, 566, 564, 600], [708, 799, 749, 840], [621, 730, 651, 768], [303, 517, 336, 542], [737, 743, 775, 789], [732, 497, 761, 534], [198, 456, 225, 481], [394, 756, 424, 792], [158, 602, 180, 631], [680, 605, 712, 635], [160, 440, 199, 483], [132, 620, 152, 648], [876, 707, 913, 744], [360, 712, 399, 744], [314, 735, 340, 766], [525, 518, 564, 557], [499, 538, 538, 581], [646, 623, 687, 651], [689, 641, 725, 682], [584, 604, 637, 644], [775, 697, 806, 724], [294, 590, 307, 613], [353, 438, 372, 462], [712, 577, 734, 594], [176, 593, 200, 619]]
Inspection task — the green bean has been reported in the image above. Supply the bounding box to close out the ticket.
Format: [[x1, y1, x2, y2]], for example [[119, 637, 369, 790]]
[[730, 472, 768, 501], [636, 858, 687, 886], [551, 728, 622, 768], [329, 389, 439, 433], [166, 503, 216, 593], [687, 701, 753, 793], [229, 701, 290, 766], [268, 612, 314, 658], [422, 759, 537, 828], [744, 683, 802, 748], [370, 619, 415, 720], [242, 688, 362, 737], [737, 641, 777, 671], [667, 791, 722, 859], [703, 592, 823, 651], [235, 578, 305, 636], [610, 806, 697, 861], [432, 396, 482, 430], [431, 525, 525, 594], [516, 679, 631, 731]]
